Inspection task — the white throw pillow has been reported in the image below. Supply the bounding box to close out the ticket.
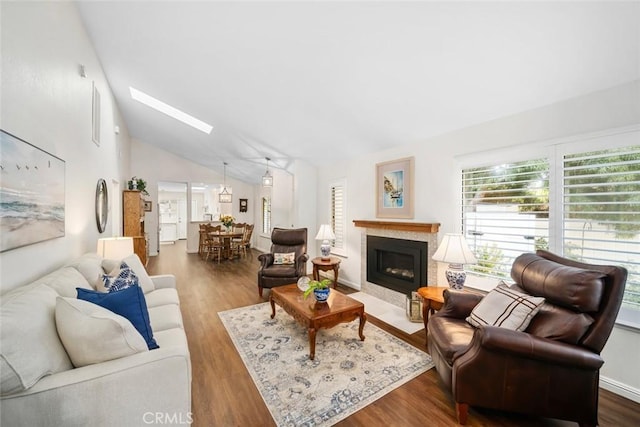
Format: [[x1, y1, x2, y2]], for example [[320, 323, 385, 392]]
[[1, 284, 73, 395], [55, 297, 148, 368], [466, 285, 545, 331]]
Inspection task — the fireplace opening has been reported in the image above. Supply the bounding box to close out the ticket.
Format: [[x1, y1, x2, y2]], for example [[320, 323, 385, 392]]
[[367, 236, 427, 295]]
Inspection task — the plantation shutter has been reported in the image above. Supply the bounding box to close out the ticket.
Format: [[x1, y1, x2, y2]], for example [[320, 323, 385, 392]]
[[563, 146, 640, 321], [462, 158, 550, 279], [331, 183, 345, 250], [262, 197, 271, 234]]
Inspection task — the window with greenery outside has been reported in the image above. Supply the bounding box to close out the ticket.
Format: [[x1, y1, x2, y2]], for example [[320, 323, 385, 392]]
[[462, 145, 640, 322]]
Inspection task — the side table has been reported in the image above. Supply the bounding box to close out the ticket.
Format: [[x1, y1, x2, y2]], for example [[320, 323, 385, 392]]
[[311, 256, 341, 288], [417, 286, 448, 346]]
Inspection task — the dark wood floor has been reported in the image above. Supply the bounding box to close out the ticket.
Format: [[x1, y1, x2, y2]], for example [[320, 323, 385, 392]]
[[148, 241, 640, 427]]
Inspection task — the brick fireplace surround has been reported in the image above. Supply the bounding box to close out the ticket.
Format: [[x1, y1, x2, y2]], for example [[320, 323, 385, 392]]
[[353, 220, 440, 309]]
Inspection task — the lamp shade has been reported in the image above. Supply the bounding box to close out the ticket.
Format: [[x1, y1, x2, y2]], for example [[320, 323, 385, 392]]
[[219, 161, 232, 203], [97, 237, 134, 259], [315, 224, 336, 241], [262, 157, 273, 187], [219, 188, 232, 203], [262, 171, 273, 187], [432, 234, 478, 265]]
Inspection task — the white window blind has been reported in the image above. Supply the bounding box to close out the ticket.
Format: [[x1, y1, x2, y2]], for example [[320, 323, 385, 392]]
[[462, 138, 640, 327], [462, 158, 550, 279], [262, 197, 271, 235], [330, 182, 345, 251], [563, 146, 640, 325]]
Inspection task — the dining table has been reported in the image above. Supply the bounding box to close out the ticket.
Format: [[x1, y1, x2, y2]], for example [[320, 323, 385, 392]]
[[209, 230, 244, 260]]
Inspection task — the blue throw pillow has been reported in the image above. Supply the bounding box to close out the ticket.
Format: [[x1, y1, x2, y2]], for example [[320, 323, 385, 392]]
[[77, 285, 159, 350], [103, 261, 139, 292]]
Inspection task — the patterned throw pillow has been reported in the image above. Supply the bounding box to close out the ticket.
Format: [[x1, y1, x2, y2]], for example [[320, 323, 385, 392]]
[[102, 262, 139, 293], [273, 252, 296, 265], [466, 284, 545, 331]]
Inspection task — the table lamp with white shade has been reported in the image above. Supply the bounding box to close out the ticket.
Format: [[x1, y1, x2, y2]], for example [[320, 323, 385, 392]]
[[315, 224, 335, 260], [432, 233, 478, 289], [96, 237, 134, 259]]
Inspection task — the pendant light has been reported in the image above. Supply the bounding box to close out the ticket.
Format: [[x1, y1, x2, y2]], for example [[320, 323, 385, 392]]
[[262, 157, 273, 187], [219, 162, 232, 203]]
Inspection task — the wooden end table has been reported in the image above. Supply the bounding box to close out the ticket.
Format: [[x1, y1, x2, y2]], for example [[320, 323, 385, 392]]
[[417, 286, 448, 346], [311, 256, 341, 288], [269, 283, 366, 360]]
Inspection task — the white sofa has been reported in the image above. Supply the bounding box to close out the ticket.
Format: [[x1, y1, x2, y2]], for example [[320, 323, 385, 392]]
[[0, 253, 191, 427]]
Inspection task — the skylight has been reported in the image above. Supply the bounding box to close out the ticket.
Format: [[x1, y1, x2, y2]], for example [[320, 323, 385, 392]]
[[129, 87, 213, 134]]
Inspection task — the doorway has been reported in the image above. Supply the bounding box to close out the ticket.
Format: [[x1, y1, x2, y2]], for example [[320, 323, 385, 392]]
[[158, 181, 188, 246]]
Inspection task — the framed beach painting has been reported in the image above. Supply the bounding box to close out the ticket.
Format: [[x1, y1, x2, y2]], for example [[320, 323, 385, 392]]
[[0, 130, 65, 252], [376, 156, 414, 219]]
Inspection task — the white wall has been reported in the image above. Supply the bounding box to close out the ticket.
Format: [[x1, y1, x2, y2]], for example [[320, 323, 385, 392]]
[[130, 139, 255, 255], [292, 159, 319, 264], [315, 80, 640, 400], [254, 167, 295, 253], [0, 2, 131, 293]]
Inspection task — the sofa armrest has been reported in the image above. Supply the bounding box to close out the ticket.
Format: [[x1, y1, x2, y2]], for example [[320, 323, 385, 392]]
[[150, 274, 176, 290], [1, 346, 191, 426], [434, 289, 484, 319], [472, 325, 604, 370]]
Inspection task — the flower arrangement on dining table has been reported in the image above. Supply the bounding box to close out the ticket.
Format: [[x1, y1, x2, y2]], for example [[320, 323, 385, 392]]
[[220, 214, 235, 229]]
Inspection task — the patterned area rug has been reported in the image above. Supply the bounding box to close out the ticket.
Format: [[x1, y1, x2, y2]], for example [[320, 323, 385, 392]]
[[218, 302, 434, 427]]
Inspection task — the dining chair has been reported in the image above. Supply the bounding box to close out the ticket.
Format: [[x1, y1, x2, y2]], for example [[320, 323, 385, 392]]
[[229, 223, 246, 257], [204, 224, 224, 263], [232, 223, 246, 242], [235, 224, 254, 257], [198, 223, 209, 258]]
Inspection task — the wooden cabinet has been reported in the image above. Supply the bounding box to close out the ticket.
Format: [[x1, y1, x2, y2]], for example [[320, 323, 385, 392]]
[[123, 190, 148, 265]]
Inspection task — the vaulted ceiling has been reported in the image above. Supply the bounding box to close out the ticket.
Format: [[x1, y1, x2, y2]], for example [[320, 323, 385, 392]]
[[76, 1, 640, 183]]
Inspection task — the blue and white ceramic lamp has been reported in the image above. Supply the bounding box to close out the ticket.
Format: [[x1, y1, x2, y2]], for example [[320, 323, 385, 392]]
[[432, 233, 478, 290]]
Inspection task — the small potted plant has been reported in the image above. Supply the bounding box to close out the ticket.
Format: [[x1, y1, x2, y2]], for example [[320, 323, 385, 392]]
[[128, 176, 149, 196], [303, 278, 333, 303]]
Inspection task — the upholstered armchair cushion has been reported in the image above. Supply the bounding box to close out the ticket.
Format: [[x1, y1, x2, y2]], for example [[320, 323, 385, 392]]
[[510, 252, 606, 312], [525, 302, 594, 345]]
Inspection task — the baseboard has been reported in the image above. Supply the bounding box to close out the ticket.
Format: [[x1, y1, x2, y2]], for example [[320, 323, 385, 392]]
[[600, 375, 640, 403], [316, 270, 361, 291]]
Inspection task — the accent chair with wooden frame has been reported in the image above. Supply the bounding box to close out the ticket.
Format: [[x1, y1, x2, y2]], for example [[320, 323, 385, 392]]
[[427, 250, 627, 427]]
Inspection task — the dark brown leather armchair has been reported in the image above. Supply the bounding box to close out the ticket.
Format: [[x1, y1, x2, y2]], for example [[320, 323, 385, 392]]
[[257, 227, 308, 297], [427, 250, 627, 427]]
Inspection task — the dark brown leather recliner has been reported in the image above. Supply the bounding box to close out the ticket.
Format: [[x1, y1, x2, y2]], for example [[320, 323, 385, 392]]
[[257, 228, 308, 297], [427, 250, 627, 427]]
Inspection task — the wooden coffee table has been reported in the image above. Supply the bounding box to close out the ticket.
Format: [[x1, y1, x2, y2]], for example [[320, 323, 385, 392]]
[[269, 284, 366, 360]]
